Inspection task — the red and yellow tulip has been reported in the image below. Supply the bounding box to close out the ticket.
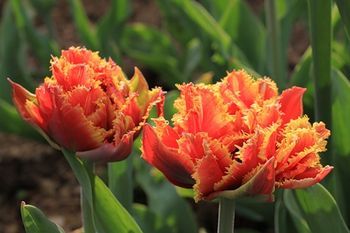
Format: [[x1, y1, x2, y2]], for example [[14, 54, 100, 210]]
[[142, 70, 332, 201], [10, 47, 163, 162]]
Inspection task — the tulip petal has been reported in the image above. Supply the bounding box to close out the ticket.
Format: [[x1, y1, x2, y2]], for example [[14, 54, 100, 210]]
[[193, 153, 227, 201], [9, 79, 36, 119], [279, 87, 306, 125], [47, 88, 106, 151], [9, 79, 47, 129], [276, 165, 333, 189], [208, 157, 275, 201], [174, 84, 235, 139], [142, 124, 195, 188], [77, 132, 134, 162]]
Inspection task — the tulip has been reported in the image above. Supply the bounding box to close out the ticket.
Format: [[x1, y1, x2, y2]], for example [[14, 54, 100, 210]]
[[142, 70, 332, 202], [10, 47, 163, 162]]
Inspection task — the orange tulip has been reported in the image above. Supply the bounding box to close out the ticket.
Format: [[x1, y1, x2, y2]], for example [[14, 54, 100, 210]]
[[10, 47, 163, 162], [142, 70, 332, 201]]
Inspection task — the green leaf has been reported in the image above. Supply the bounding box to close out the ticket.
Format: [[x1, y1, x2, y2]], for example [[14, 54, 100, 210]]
[[183, 39, 202, 80], [21, 202, 65, 233], [220, 0, 266, 72], [307, 0, 332, 125], [108, 157, 133, 212], [68, 0, 99, 49], [10, 0, 58, 66], [62, 150, 142, 233], [120, 23, 181, 85], [0, 99, 41, 139], [283, 191, 311, 233], [331, 71, 350, 223], [163, 90, 179, 123], [172, 0, 231, 55], [274, 198, 301, 233], [286, 184, 349, 233], [62, 150, 93, 204], [93, 176, 143, 233], [133, 204, 172, 233], [135, 159, 197, 233], [331, 70, 350, 156], [335, 0, 350, 40], [97, 0, 130, 39], [0, 2, 32, 102]]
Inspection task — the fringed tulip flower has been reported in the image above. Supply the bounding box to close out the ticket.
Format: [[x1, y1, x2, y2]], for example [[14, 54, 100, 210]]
[[10, 47, 163, 162], [142, 70, 332, 202]]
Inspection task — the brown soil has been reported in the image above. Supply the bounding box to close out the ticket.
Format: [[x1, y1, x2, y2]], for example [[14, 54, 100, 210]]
[[0, 133, 81, 233]]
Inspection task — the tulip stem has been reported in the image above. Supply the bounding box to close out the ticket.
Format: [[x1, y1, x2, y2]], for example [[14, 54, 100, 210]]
[[217, 198, 236, 233], [81, 160, 95, 233]]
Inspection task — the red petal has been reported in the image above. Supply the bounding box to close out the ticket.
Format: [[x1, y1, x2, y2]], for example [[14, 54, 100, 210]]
[[193, 154, 227, 201], [207, 158, 275, 201], [257, 78, 278, 101], [77, 132, 134, 162], [9, 79, 47, 129], [47, 87, 106, 151], [279, 87, 306, 125], [142, 124, 195, 188], [277, 166, 333, 189], [175, 84, 235, 139]]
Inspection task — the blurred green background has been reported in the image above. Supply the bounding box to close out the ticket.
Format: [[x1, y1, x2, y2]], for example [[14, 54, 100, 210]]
[[1, 0, 350, 233]]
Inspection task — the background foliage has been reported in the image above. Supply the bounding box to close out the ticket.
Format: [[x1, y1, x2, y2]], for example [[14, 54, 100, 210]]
[[1, 0, 350, 232]]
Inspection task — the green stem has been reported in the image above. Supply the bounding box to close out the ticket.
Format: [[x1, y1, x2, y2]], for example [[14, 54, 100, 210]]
[[217, 198, 235, 233], [81, 160, 95, 233], [265, 0, 285, 89]]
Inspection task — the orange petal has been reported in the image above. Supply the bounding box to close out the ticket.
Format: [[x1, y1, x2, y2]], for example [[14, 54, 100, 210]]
[[208, 157, 275, 201], [77, 132, 134, 162], [141, 124, 195, 188], [46, 87, 106, 151], [279, 87, 306, 125], [256, 78, 278, 101], [276, 166, 333, 189], [193, 153, 227, 201], [9, 79, 47, 130], [174, 83, 235, 139]]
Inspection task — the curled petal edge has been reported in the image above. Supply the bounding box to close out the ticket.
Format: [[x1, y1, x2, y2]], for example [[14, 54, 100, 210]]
[[205, 157, 276, 201], [276, 165, 333, 189], [142, 124, 195, 188], [76, 131, 134, 162]]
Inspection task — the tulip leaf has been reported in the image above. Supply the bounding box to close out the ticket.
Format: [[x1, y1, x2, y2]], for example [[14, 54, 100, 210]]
[[173, 0, 231, 52], [133, 204, 173, 233], [284, 184, 349, 233], [331, 70, 350, 157], [274, 198, 302, 233], [219, 0, 266, 72], [307, 0, 332, 126], [93, 176, 143, 233], [10, 0, 58, 66], [335, 0, 350, 40], [108, 157, 133, 212], [283, 191, 311, 233], [0, 1, 32, 103], [0, 99, 42, 140], [62, 150, 93, 204], [120, 23, 181, 86], [68, 0, 99, 50], [135, 159, 198, 233], [97, 0, 130, 40], [331, 70, 350, 223], [164, 90, 179, 123], [21, 202, 65, 233], [62, 150, 142, 233]]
